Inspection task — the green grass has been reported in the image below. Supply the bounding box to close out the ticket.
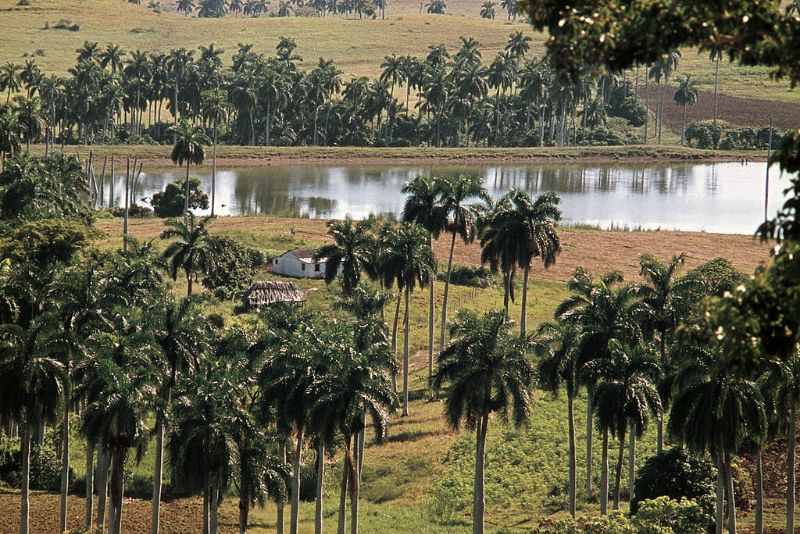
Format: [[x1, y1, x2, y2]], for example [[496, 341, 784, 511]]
[[1, 0, 798, 106]]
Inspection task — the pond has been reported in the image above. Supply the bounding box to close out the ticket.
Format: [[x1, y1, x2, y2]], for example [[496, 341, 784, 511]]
[[105, 160, 786, 234]]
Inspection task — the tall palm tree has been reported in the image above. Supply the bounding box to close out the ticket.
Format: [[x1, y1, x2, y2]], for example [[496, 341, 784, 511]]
[[169, 120, 208, 214], [380, 224, 436, 416], [636, 253, 695, 452], [669, 341, 768, 534], [201, 89, 228, 216], [433, 309, 533, 534], [13, 96, 46, 150], [315, 217, 373, 294], [401, 175, 446, 386], [0, 318, 66, 534], [673, 74, 699, 145], [149, 297, 211, 534], [479, 2, 495, 19], [0, 63, 23, 104], [0, 106, 22, 172], [535, 321, 581, 516], [160, 212, 215, 296], [556, 269, 643, 499], [435, 174, 488, 351], [589, 341, 662, 512]]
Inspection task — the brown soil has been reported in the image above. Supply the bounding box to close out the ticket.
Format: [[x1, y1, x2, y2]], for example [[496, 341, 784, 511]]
[[0, 491, 240, 534], [645, 87, 796, 131], [99, 217, 773, 284]]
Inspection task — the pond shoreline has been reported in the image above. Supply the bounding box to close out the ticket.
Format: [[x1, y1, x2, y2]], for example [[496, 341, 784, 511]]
[[35, 144, 767, 168]]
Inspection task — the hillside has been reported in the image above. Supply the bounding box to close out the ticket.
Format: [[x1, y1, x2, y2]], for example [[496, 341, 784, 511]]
[[1, 0, 798, 120]]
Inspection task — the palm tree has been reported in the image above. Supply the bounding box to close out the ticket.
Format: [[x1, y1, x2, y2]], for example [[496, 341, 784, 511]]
[[535, 321, 581, 516], [589, 341, 661, 511], [160, 212, 215, 296], [669, 341, 768, 534], [380, 224, 436, 416], [0, 63, 23, 104], [479, 1, 495, 19], [201, 89, 228, 216], [505, 32, 531, 64], [315, 217, 373, 294], [483, 189, 561, 334], [556, 269, 643, 499], [709, 47, 722, 148], [673, 74, 699, 145], [401, 175, 446, 386], [169, 120, 208, 215], [0, 319, 65, 534], [13, 96, 45, 150], [0, 105, 22, 171], [648, 50, 681, 144], [433, 309, 533, 534], [177, 0, 196, 14], [149, 297, 211, 534], [435, 174, 488, 351], [81, 321, 159, 534], [636, 253, 695, 452]]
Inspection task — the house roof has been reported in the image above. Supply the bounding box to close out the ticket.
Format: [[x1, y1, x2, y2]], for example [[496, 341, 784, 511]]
[[279, 248, 327, 263], [244, 280, 307, 308]]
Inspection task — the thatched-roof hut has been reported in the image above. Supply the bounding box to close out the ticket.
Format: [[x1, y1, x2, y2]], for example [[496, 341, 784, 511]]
[[244, 280, 307, 309]]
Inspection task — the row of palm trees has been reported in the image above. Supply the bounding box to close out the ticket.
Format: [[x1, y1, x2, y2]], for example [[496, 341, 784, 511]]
[[170, 0, 388, 19], [0, 33, 655, 151]]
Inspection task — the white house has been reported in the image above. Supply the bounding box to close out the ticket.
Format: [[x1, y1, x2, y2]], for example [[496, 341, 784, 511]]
[[271, 248, 330, 279]]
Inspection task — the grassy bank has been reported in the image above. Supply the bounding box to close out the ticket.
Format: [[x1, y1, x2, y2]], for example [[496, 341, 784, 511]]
[[35, 144, 767, 166]]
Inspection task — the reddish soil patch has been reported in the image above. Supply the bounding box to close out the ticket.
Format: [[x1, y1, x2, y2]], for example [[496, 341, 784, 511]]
[[0, 491, 240, 534], [644, 88, 796, 131], [433, 229, 771, 283]]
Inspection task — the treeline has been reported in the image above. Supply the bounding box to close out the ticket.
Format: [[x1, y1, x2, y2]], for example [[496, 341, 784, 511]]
[[0, 33, 654, 153]]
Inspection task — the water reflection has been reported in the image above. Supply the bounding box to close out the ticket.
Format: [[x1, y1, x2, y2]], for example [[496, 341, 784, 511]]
[[106, 161, 784, 234]]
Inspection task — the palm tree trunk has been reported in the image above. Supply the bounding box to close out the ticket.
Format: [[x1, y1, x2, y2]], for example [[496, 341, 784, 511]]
[[628, 422, 636, 506], [337, 438, 349, 534], [350, 434, 360, 534], [715, 454, 724, 534], [391, 294, 401, 395], [755, 450, 763, 534], [788, 405, 796, 534], [290, 428, 304, 534], [643, 71, 650, 144], [520, 264, 529, 335], [712, 57, 719, 148], [86, 439, 95, 530], [184, 158, 191, 215], [203, 485, 210, 534], [725, 453, 736, 534], [211, 487, 220, 534], [681, 104, 687, 145], [402, 287, 410, 417], [586, 396, 594, 496], [567, 395, 576, 517], [211, 125, 217, 216], [600, 429, 609, 515], [18, 425, 31, 534], [315, 444, 325, 534], [473, 412, 489, 534], [239, 487, 250, 534], [110, 446, 126, 534], [613, 431, 625, 510], [151, 412, 166, 534], [97, 443, 110, 534], [277, 440, 286, 534], [428, 237, 435, 391], [439, 231, 457, 352], [60, 369, 71, 534], [357, 426, 365, 485]]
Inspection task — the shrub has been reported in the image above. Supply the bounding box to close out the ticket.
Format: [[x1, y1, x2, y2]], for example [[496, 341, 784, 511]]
[[631, 447, 716, 521], [110, 203, 154, 218], [151, 177, 209, 218], [438, 265, 496, 288], [0, 437, 69, 492], [202, 236, 256, 299], [685, 120, 784, 150], [608, 96, 648, 127], [534, 512, 635, 533], [632, 497, 709, 534]]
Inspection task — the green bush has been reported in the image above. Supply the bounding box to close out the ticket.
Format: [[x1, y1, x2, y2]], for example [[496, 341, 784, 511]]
[[633, 497, 709, 534], [438, 265, 496, 288], [631, 447, 715, 522], [0, 436, 69, 492], [685, 121, 784, 150], [534, 512, 636, 533], [202, 235, 256, 299], [151, 177, 209, 218]]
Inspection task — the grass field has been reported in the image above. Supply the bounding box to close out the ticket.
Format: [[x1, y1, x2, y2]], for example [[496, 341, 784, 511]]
[[1, 0, 799, 108], [0, 216, 780, 532]]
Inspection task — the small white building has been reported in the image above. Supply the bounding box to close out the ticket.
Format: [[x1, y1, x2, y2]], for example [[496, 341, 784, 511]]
[[271, 248, 330, 279]]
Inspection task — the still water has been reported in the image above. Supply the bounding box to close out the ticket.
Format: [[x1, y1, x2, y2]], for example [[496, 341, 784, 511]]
[[108, 161, 786, 234]]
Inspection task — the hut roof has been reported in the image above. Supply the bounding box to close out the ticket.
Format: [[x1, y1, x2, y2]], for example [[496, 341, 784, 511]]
[[244, 280, 307, 309]]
